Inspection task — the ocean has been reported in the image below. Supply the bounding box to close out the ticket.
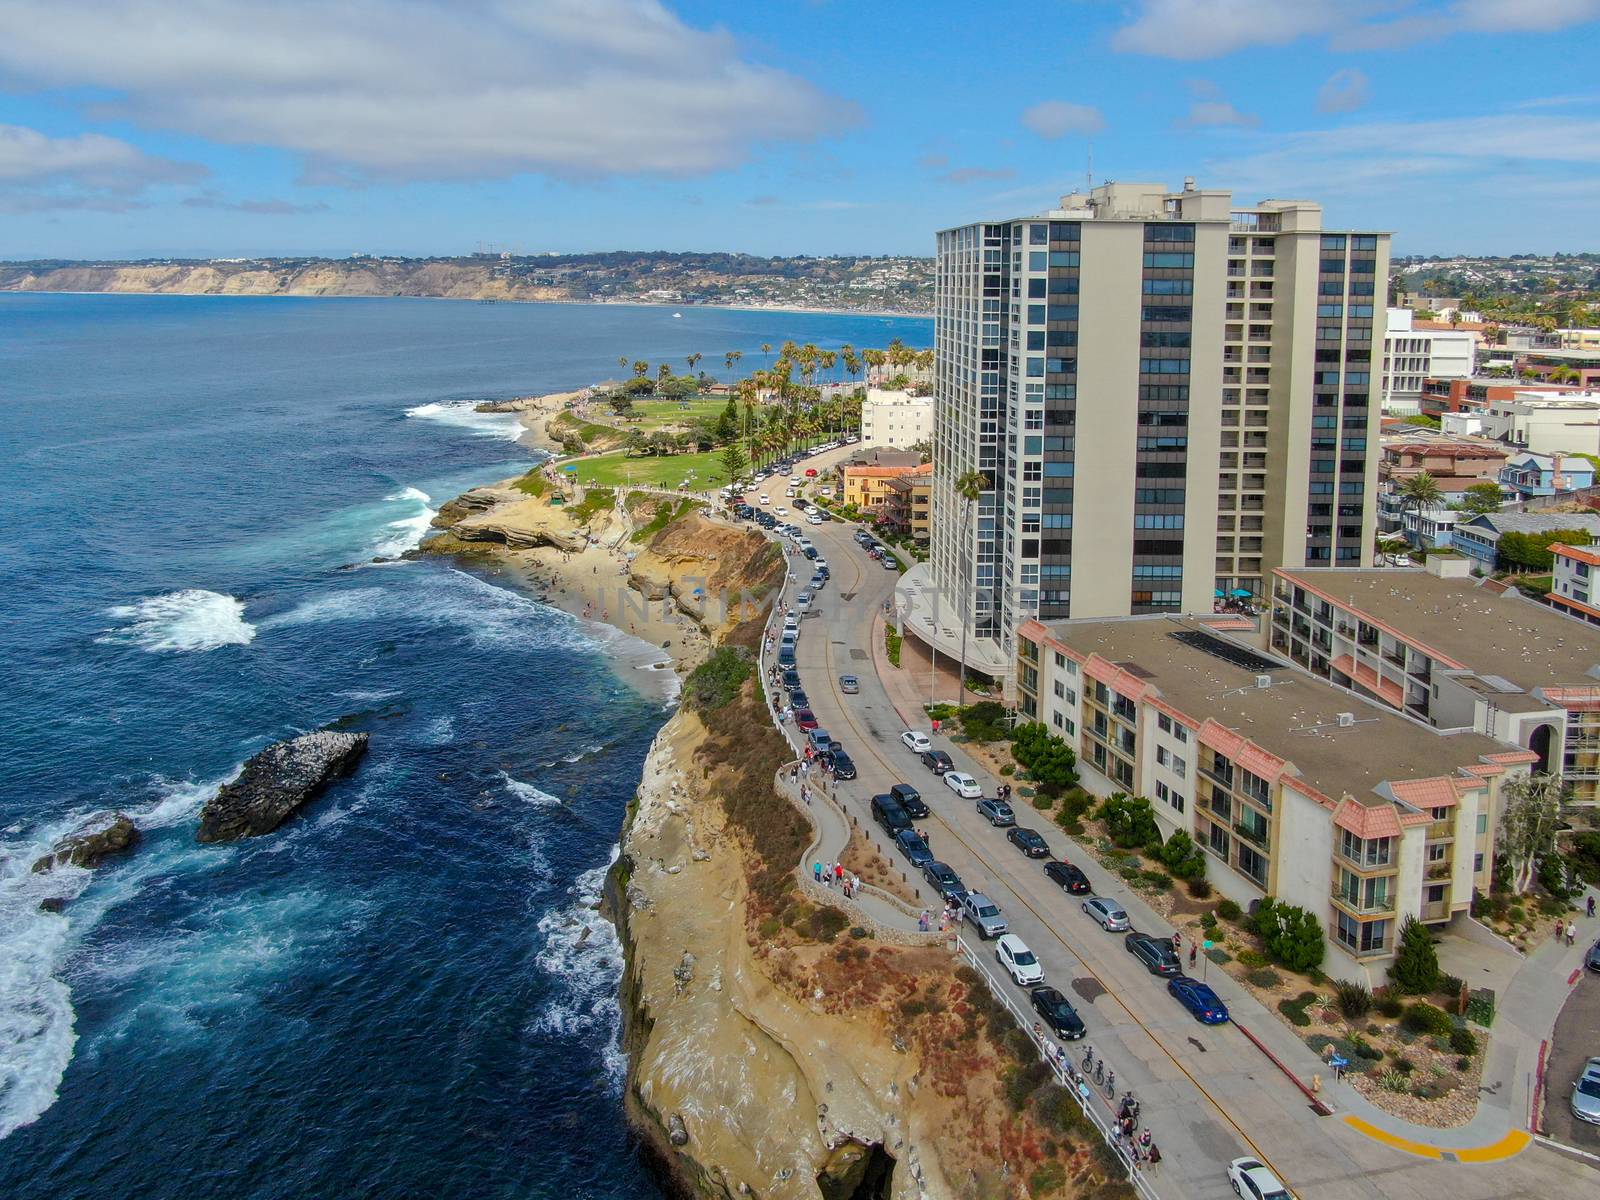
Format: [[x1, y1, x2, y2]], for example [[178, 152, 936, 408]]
[[0, 293, 932, 1198]]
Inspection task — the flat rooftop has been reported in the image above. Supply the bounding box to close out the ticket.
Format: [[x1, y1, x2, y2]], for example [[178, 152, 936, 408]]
[[1278, 567, 1600, 690], [1042, 616, 1512, 805]]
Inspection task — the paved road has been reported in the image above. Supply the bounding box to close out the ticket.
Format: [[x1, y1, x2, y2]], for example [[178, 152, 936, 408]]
[[1542, 970, 1600, 1162], [759, 500, 1596, 1200]]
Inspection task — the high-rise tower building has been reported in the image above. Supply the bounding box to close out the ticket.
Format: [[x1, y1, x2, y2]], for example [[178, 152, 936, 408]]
[[915, 180, 1391, 689]]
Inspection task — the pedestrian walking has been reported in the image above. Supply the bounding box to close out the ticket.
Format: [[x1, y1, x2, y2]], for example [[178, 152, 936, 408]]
[[1567, 920, 1577, 947], [1589, 895, 1596, 919], [1146, 1144, 1161, 1174], [1172, 930, 1182, 954], [834, 863, 844, 885], [1188, 942, 1198, 968]]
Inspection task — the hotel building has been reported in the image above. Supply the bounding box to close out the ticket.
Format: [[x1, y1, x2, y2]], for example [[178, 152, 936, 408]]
[[1016, 614, 1534, 979], [913, 180, 1391, 690], [1271, 560, 1600, 807]]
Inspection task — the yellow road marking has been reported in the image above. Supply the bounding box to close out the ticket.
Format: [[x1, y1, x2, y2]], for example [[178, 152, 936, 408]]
[[1341, 1116, 1531, 1163], [1453, 1129, 1532, 1163]]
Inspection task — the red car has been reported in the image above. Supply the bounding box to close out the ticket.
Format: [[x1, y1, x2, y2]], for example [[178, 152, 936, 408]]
[[794, 708, 819, 730]]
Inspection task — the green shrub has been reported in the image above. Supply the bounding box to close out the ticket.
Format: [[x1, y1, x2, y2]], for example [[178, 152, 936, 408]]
[[1278, 991, 1318, 1027], [1000, 764, 1015, 777], [884, 623, 902, 667], [1199, 912, 1219, 931], [1456, 1056, 1472, 1071], [1465, 990, 1495, 1027], [1011, 722, 1079, 796], [1255, 897, 1326, 973], [808, 906, 850, 943], [849, 927, 871, 940], [1376, 993, 1404, 1018], [1350, 1036, 1382, 1061], [683, 646, 754, 711], [1401, 1002, 1453, 1037], [758, 917, 781, 938], [568, 487, 616, 522], [1216, 898, 1243, 922], [1187, 877, 1213, 899], [1206, 948, 1231, 965], [1392, 1055, 1415, 1075], [1119, 865, 1142, 883], [1440, 973, 1465, 998], [958, 700, 1009, 743], [1155, 829, 1208, 881], [513, 469, 549, 496], [1334, 980, 1373, 1019], [1099, 793, 1160, 849], [1449, 1025, 1478, 1056], [1247, 967, 1283, 989], [1028, 1160, 1067, 1198], [1004, 1059, 1053, 1111], [1379, 1070, 1410, 1093], [1031, 792, 1053, 810], [1139, 869, 1172, 890], [1388, 915, 1442, 995], [1236, 949, 1270, 969]]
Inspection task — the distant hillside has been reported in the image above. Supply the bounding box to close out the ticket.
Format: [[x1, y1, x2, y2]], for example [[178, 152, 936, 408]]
[[0, 251, 934, 314]]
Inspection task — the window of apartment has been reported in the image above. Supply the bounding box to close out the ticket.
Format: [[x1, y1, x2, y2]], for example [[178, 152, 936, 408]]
[[1053, 651, 1066, 668], [1427, 843, 1448, 863], [1476, 814, 1488, 835], [1158, 713, 1173, 734], [1174, 725, 1188, 743], [1474, 853, 1484, 873], [1053, 679, 1066, 699], [1156, 746, 1169, 767], [1172, 755, 1186, 779]]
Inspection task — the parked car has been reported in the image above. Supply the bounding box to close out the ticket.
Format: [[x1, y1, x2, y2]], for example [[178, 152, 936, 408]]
[[838, 674, 859, 694], [807, 514, 823, 525], [921, 860, 966, 902], [900, 730, 933, 753], [976, 797, 1016, 826], [831, 751, 857, 781], [871, 794, 912, 836], [854, 530, 873, 545], [813, 557, 829, 574], [807, 728, 832, 752], [882, 556, 899, 571], [920, 749, 954, 775], [793, 708, 818, 731], [795, 590, 814, 611], [787, 688, 809, 709], [944, 772, 982, 799], [996, 934, 1044, 986], [1044, 860, 1092, 895], [809, 573, 827, 591], [781, 668, 801, 689], [1226, 1157, 1290, 1200], [889, 783, 928, 817], [1007, 827, 1049, 858], [1029, 986, 1086, 1040], [758, 494, 770, 505], [1081, 897, 1129, 931], [1170, 975, 1230, 1025], [1573, 1057, 1600, 1125], [778, 645, 795, 668], [1587, 937, 1600, 973], [734, 504, 753, 519], [1125, 932, 1182, 976], [961, 891, 1008, 939], [894, 828, 934, 868]]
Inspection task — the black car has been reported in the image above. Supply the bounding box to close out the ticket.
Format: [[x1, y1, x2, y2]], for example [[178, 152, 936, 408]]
[[733, 504, 754, 519], [920, 749, 954, 775], [782, 668, 802, 690], [894, 828, 934, 868], [787, 687, 809, 709], [802, 546, 818, 560], [831, 751, 857, 781], [1007, 827, 1050, 858], [1030, 986, 1087, 1041], [1043, 860, 1092, 895], [921, 860, 966, 902], [889, 783, 928, 818], [755, 513, 776, 528], [1125, 932, 1182, 976], [871, 794, 912, 835]]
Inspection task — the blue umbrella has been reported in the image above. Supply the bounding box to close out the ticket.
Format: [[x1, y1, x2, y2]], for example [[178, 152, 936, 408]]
[[1214, 589, 1225, 599], [1230, 589, 1253, 598]]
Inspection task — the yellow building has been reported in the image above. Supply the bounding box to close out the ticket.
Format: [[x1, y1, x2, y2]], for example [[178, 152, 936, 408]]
[[841, 465, 921, 511]]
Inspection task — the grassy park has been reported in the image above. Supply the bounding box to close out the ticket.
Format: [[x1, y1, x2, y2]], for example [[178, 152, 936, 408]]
[[561, 447, 734, 491]]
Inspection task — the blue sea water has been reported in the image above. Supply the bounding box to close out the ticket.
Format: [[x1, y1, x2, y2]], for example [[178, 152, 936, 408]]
[[0, 294, 932, 1197]]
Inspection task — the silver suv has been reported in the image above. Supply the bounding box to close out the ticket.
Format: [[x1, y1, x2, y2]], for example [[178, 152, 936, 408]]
[[961, 891, 1009, 939]]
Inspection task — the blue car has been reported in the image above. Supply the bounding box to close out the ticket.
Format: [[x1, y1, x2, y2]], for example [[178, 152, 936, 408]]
[[894, 828, 934, 868], [778, 645, 796, 668], [1168, 975, 1229, 1025]]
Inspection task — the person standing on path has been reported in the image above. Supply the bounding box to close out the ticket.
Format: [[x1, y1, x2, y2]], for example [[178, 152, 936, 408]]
[[1188, 942, 1198, 969], [1567, 920, 1577, 947], [1589, 894, 1596, 919]]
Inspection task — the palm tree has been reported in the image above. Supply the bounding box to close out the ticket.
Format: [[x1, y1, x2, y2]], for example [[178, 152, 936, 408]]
[[618, 355, 628, 372], [761, 343, 773, 372], [686, 352, 702, 379], [724, 349, 743, 377], [863, 348, 887, 388], [953, 469, 988, 704], [632, 360, 650, 378]]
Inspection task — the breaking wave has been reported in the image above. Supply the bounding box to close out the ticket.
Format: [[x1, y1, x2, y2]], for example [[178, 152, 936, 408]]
[[99, 590, 256, 653]]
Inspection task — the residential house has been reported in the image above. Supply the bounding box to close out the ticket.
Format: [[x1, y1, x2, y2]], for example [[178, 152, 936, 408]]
[[1550, 542, 1600, 627], [880, 463, 933, 543], [1452, 511, 1600, 571], [1500, 451, 1596, 501]]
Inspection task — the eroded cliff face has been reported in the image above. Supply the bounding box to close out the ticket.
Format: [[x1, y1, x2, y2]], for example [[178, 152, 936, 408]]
[[0, 261, 571, 302], [612, 710, 950, 1200]]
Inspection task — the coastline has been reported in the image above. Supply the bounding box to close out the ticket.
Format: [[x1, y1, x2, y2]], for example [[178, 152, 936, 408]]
[[0, 288, 931, 321]]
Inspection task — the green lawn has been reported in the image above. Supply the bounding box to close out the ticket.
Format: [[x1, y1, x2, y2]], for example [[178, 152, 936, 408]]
[[561, 448, 735, 490], [581, 396, 729, 434]]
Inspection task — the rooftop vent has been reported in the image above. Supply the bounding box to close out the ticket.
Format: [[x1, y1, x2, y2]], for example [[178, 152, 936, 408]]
[[1336, 712, 1356, 728], [1255, 674, 1272, 689]]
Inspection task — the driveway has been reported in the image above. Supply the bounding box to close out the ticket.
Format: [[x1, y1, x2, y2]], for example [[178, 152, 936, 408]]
[[1542, 970, 1600, 1162]]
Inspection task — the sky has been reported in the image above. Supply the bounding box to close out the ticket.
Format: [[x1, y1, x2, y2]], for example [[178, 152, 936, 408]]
[[2, 0, 1599, 261]]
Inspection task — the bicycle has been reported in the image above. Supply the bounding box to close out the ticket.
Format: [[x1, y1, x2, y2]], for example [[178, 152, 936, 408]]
[[1081, 1046, 1096, 1074], [1094, 1058, 1105, 1087], [1104, 1069, 1116, 1099]]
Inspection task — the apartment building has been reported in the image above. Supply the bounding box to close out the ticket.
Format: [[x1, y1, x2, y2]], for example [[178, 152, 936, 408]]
[[918, 180, 1390, 690], [881, 463, 933, 544], [859, 389, 933, 449], [1482, 392, 1600, 457], [1420, 375, 1580, 419], [1016, 614, 1532, 979], [840, 464, 922, 511], [1499, 451, 1596, 500], [1559, 329, 1600, 352], [1379, 308, 1474, 415], [1271, 561, 1600, 806], [1550, 542, 1600, 626]]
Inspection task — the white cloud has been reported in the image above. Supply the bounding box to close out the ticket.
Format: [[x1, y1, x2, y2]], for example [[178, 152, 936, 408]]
[[1111, 0, 1600, 58], [1020, 101, 1106, 140], [0, 0, 857, 185], [0, 122, 201, 211], [1317, 68, 1370, 114], [1178, 101, 1259, 129]]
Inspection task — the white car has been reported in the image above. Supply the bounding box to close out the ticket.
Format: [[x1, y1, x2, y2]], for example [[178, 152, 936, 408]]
[[807, 514, 823, 525], [944, 771, 982, 799], [774, 506, 789, 516], [789, 477, 801, 485], [757, 494, 769, 505], [900, 730, 933, 753], [802, 505, 818, 515], [996, 934, 1044, 987], [812, 557, 829, 573], [1227, 1156, 1292, 1200]]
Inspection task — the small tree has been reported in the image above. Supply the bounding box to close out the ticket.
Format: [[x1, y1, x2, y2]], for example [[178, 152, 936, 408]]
[[1256, 898, 1325, 973], [1011, 722, 1079, 796], [1458, 482, 1503, 516], [1500, 772, 1566, 893], [1156, 830, 1207, 881], [1387, 915, 1442, 995], [1099, 793, 1159, 850], [719, 442, 747, 485]]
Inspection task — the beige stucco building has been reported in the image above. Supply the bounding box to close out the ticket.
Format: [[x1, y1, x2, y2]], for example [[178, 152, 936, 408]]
[[859, 388, 933, 450]]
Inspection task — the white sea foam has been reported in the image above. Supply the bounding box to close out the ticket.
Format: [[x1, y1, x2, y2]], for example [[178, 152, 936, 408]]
[[99, 590, 256, 653], [531, 850, 625, 1089], [0, 771, 230, 1140], [405, 400, 525, 442], [373, 485, 437, 558], [501, 773, 561, 808]]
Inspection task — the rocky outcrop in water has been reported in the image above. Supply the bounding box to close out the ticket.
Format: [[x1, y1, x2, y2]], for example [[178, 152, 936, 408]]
[[196, 730, 369, 843], [32, 812, 140, 872]]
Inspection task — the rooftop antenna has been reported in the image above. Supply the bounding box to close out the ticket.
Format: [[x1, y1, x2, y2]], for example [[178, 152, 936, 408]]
[[1086, 139, 1093, 191]]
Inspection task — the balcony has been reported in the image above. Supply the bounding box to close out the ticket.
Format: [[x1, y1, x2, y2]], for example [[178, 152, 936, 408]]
[[1331, 885, 1397, 916], [1201, 762, 1235, 790], [1420, 899, 1452, 923], [1425, 861, 1453, 881], [1426, 819, 1454, 842], [1233, 820, 1270, 848]]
